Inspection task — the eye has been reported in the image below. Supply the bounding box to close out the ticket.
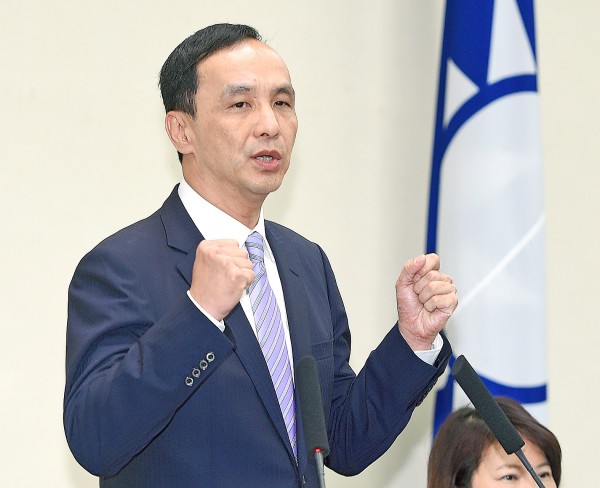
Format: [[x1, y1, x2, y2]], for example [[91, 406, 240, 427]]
[[274, 100, 293, 109], [231, 101, 250, 109]]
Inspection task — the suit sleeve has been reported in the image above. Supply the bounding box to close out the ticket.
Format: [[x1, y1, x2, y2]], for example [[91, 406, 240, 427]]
[[63, 243, 235, 476], [318, 246, 452, 476]]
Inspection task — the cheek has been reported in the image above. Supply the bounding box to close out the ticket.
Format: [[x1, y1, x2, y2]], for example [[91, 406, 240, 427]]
[[209, 129, 244, 161], [282, 126, 298, 151], [288, 126, 298, 144], [277, 113, 298, 138], [288, 117, 298, 138], [469, 465, 491, 488]]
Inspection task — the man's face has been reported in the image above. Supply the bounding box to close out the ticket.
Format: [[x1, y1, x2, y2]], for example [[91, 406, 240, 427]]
[[182, 39, 298, 214]]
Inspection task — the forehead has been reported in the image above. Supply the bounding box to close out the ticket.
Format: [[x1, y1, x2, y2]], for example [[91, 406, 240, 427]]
[[196, 39, 292, 88], [482, 439, 547, 467]]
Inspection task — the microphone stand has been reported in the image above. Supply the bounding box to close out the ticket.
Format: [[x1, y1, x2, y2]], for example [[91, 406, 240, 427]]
[[515, 449, 545, 487], [313, 449, 326, 488]]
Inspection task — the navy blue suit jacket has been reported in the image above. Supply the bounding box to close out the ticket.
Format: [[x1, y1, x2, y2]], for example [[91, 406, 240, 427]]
[[64, 186, 451, 487]]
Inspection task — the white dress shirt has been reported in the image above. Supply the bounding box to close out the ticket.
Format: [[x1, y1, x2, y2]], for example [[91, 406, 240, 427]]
[[178, 179, 295, 368], [177, 179, 441, 366]]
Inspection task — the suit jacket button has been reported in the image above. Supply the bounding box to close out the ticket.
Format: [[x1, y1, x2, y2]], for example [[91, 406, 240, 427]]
[[185, 376, 194, 387], [206, 352, 215, 362], [199, 359, 208, 370], [192, 368, 201, 378]]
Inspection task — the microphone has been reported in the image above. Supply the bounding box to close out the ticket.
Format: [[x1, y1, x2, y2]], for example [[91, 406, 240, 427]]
[[296, 355, 330, 488], [451, 355, 546, 488]]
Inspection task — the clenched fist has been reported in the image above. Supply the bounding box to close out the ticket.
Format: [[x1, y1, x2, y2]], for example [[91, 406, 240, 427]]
[[189, 239, 255, 321], [395, 253, 458, 351]]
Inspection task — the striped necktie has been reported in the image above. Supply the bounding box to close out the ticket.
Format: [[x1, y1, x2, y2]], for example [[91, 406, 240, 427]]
[[245, 232, 297, 458]]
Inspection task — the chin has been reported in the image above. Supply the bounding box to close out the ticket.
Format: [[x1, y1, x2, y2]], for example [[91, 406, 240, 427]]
[[256, 175, 286, 193]]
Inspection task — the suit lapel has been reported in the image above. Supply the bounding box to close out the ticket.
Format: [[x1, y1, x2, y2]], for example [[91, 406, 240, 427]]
[[265, 224, 312, 367], [223, 304, 296, 461], [266, 223, 313, 475], [159, 185, 201, 286], [159, 191, 312, 468], [224, 221, 313, 466]]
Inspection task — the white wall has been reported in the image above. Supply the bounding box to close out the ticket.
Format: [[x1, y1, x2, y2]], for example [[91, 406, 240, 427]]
[[537, 2, 600, 487], [0, 1, 596, 486]]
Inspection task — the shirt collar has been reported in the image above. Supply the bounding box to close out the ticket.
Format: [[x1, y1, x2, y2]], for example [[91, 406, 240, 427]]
[[177, 179, 274, 262]]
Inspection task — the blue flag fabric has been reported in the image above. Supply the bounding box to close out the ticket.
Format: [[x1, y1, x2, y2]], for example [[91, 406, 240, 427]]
[[427, 0, 547, 434]]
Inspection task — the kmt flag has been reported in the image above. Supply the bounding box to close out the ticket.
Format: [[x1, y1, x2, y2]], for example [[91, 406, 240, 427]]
[[427, 0, 547, 433]]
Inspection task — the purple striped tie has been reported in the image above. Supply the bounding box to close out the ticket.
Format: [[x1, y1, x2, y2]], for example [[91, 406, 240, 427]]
[[246, 232, 297, 458]]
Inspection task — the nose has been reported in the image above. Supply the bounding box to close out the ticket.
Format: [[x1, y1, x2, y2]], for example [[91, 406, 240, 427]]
[[253, 104, 280, 138]]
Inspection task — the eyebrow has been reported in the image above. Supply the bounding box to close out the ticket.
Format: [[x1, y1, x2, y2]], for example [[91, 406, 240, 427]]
[[495, 463, 523, 471], [495, 460, 550, 471], [221, 83, 295, 99], [223, 84, 253, 98], [274, 84, 295, 97]]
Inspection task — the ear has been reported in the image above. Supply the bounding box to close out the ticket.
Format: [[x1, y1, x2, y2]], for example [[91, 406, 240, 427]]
[[165, 111, 194, 157]]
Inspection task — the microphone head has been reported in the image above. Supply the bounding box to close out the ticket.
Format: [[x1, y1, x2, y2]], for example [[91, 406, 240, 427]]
[[451, 355, 525, 454], [295, 355, 330, 459]]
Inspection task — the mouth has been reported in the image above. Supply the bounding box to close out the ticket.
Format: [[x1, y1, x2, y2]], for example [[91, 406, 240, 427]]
[[252, 150, 283, 169], [256, 155, 275, 162]]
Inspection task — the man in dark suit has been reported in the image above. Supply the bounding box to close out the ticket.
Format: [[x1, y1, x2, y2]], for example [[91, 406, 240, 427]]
[[64, 24, 458, 487]]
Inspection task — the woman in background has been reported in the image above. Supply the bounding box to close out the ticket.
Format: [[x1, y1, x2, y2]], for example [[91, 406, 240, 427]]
[[427, 396, 561, 487]]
